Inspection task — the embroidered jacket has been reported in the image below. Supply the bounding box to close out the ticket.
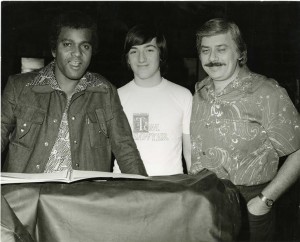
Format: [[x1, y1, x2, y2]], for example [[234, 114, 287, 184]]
[[1, 62, 147, 175], [190, 66, 300, 185]]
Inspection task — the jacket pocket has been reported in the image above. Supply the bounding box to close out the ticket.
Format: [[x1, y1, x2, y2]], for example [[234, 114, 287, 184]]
[[87, 108, 110, 148], [12, 105, 45, 149]]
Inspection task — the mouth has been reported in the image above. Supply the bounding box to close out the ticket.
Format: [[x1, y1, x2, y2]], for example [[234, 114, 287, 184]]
[[69, 60, 82, 69], [205, 62, 225, 67], [137, 64, 149, 67]]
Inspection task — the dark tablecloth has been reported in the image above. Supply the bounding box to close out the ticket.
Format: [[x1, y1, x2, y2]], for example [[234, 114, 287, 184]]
[[1, 170, 241, 242]]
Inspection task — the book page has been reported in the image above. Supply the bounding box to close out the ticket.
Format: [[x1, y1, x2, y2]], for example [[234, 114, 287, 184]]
[[0, 170, 148, 184], [71, 170, 148, 181], [0, 170, 70, 184]]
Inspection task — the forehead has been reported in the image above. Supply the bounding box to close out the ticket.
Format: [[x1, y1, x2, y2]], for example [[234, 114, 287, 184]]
[[131, 37, 157, 48], [201, 32, 236, 48], [58, 27, 92, 42]]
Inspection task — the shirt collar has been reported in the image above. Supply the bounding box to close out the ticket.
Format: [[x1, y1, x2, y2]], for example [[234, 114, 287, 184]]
[[28, 61, 108, 93], [196, 66, 254, 97]]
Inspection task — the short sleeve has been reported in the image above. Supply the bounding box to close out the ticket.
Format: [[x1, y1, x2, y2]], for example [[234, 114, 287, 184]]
[[262, 83, 300, 156], [182, 90, 193, 135]]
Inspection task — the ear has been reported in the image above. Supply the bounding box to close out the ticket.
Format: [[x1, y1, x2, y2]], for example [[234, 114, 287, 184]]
[[238, 51, 247, 66], [127, 57, 132, 67], [51, 49, 56, 58]]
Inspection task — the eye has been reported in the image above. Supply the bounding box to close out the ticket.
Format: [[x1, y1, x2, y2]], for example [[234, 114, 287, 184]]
[[82, 44, 91, 50], [146, 48, 155, 52], [62, 42, 72, 47], [201, 49, 209, 55], [129, 50, 137, 55], [217, 48, 226, 53]]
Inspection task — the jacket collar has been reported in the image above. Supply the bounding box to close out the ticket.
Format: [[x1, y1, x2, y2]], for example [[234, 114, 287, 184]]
[[28, 61, 108, 93]]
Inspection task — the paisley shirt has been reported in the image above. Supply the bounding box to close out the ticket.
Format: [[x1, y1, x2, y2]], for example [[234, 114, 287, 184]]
[[190, 66, 300, 186]]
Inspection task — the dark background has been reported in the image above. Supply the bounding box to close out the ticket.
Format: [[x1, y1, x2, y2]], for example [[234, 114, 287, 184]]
[[2, 1, 300, 104], [1, 1, 300, 241]]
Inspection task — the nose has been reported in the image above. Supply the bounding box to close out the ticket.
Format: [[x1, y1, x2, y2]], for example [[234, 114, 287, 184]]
[[209, 49, 218, 62], [72, 45, 82, 57], [138, 51, 146, 63]]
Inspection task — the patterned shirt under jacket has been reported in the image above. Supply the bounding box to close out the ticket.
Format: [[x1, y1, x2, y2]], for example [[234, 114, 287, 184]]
[[190, 66, 300, 186]]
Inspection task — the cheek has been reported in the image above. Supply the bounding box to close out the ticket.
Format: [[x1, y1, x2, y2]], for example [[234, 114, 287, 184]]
[[200, 54, 207, 63]]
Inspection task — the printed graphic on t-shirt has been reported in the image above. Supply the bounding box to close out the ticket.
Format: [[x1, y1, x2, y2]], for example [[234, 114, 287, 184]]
[[133, 113, 149, 133], [132, 113, 169, 141]]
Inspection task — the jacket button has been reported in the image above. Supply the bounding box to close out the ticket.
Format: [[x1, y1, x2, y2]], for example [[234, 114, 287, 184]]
[[71, 116, 76, 120], [44, 142, 49, 146], [23, 123, 27, 127], [53, 119, 58, 123], [20, 128, 24, 133], [74, 140, 77, 144], [36, 164, 40, 169], [75, 163, 79, 168]]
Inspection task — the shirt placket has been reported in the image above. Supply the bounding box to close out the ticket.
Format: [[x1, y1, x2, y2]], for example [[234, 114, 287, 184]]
[[44, 97, 73, 173]]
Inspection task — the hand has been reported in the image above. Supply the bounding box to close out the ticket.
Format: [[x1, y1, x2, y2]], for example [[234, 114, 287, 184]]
[[247, 196, 272, 216]]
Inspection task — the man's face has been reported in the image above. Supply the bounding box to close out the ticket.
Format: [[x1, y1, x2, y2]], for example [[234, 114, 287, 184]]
[[200, 32, 240, 81], [127, 38, 160, 81], [52, 27, 92, 83]]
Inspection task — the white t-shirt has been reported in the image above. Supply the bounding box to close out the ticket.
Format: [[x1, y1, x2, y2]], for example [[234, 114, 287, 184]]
[[113, 78, 193, 176]]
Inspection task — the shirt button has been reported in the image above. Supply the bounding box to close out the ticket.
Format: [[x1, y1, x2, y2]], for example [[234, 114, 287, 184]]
[[71, 116, 76, 120], [75, 163, 79, 168], [74, 140, 77, 144], [36, 164, 40, 169], [53, 119, 58, 123], [44, 142, 49, 146]]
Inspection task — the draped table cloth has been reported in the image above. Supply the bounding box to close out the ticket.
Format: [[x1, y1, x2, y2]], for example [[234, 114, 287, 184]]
[[1, 170, 241, 242]]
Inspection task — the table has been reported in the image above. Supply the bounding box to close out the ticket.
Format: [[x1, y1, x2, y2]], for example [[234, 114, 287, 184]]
[[1, 170, 241, 242]]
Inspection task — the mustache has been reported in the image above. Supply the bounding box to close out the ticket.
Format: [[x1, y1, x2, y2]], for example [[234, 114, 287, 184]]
[[204, 62, 225, 67]]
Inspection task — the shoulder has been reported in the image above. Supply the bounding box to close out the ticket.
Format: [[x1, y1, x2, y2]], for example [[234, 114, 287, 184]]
[[8, 71, 39, 85], [164, 79, 192, 97], [118, 81, 133, 92], [248, 71, 282, 95], [117, 81, 135, 97], [4, 71, 40, 95], [86, 72, 116, 93]]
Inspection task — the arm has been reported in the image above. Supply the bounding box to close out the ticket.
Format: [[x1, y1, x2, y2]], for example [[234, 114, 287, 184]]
[[108, 83, 147, 176], [1, 76, 17, 153], [247, 82, 300, 215], [248, 149, 300, 215], [183, 133, 191, 172]]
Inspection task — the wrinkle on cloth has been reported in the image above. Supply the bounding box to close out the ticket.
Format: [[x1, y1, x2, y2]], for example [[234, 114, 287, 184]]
[[1, 170, 241, 242]]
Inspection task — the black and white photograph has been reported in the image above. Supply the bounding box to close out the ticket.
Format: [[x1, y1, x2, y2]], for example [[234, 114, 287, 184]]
[[1, 1, 300, 242]]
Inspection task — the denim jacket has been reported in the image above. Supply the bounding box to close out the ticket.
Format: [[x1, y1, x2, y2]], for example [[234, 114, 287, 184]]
[[1, 66, 147, 175]]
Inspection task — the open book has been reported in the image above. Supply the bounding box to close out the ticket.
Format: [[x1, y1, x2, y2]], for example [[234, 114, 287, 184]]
[[0, 170, 148, 184]]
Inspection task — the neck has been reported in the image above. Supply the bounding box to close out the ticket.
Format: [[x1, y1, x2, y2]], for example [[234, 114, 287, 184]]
[[56, 77, 79, 99], [54, 68, 79, 99], [134, 72, 162, 88], [213, 65, 240, 94]]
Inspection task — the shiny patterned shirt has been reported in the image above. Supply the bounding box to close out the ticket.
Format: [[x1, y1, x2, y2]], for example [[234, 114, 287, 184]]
[[35, 61, 90, 173], [190, 66, 300, 186]]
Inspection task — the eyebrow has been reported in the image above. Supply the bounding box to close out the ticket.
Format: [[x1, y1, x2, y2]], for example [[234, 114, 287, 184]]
[[201, 44, 228, 48], [131, 44, 157, 49], [60, 38, 92, 45]]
